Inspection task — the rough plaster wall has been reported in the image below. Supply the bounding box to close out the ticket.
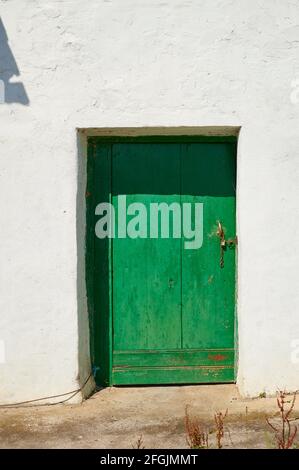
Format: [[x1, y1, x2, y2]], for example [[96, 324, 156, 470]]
[[0, 0, 299, 401]]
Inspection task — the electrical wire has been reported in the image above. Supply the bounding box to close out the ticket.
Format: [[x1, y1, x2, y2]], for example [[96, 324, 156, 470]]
[[0, 373, 93, 408]]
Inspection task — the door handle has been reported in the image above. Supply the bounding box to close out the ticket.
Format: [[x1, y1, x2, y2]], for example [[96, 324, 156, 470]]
[[216, 221, 237, 268]]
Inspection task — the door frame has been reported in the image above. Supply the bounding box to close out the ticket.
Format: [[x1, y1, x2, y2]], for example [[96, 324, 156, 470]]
[[85, 131, 239, 387]]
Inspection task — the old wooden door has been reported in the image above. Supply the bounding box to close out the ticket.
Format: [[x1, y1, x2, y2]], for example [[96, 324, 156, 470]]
[[87, 136, 237, 386]]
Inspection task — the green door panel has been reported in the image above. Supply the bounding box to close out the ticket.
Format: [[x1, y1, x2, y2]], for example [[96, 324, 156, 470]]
[[181, 143, 236, 350], [112, 144, 182, 351], [87, 138, 237, 386], [113, 349, 235, 367], [88, 143, 113, 386], [113, 365, 234, 385]]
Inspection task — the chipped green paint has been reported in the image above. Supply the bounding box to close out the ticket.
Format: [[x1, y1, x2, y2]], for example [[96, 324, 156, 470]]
[[86, 137, 237, 386]]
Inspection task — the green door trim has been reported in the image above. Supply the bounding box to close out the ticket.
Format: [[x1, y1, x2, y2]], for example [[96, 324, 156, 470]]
[[86, 142, 113, 386], [88, 135, 237, 144], [86, 135, 238, 387]]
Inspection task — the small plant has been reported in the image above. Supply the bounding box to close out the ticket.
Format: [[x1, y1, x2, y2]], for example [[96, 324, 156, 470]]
[[214, 409, 228, 449], [259, 392, 266, 399], [185, 406, 209, 449], [132, 435, 145, 449], [266, 390, 298, 449]]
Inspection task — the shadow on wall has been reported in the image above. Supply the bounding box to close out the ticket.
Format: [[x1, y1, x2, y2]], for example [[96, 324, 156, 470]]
[[0, 17, 29, 105]]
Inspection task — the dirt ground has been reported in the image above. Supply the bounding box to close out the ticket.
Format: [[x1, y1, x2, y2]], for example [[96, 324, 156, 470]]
[[0, 384, 298, 449]]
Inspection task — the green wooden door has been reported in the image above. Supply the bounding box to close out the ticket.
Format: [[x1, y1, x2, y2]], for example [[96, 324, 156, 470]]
[[87, 137, 237, 386]]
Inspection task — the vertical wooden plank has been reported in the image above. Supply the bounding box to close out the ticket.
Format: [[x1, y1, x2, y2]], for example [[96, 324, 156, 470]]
[[86, 141, 95, 368], [181, 143, 236, 350], [93, 143, 112, 386], [112, 143, 182, 352]]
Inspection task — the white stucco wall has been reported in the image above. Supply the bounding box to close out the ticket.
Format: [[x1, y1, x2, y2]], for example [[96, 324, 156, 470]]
[[1, 0, 299, 402]]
